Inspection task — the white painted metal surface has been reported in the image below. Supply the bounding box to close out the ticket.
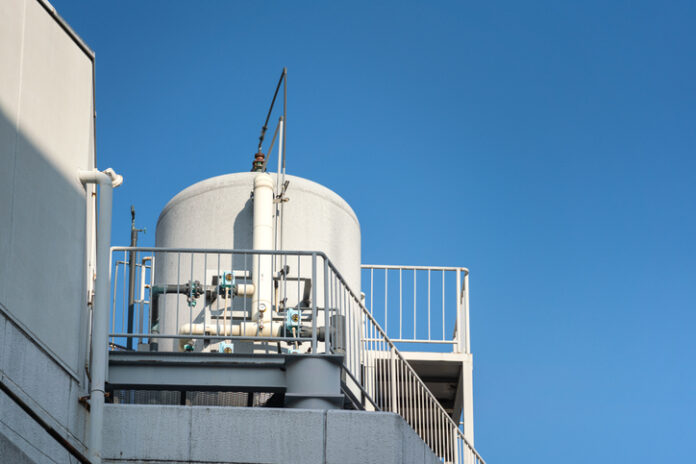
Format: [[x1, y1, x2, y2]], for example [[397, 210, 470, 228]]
[[78, 168, 122, 464], [252, 173, 274, 324], [154, 172, 361, 348], [361, 264, 476, 445]]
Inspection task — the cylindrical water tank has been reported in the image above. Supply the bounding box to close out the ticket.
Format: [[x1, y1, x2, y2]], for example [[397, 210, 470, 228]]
[[153, 172, 361, 351]]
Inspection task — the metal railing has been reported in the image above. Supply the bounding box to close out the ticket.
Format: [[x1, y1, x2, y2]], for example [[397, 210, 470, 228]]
[[327, 260, 483, 464], [109, 247, 484, 463], [109, 247, 324, 352], [361, 265, 470, 353]]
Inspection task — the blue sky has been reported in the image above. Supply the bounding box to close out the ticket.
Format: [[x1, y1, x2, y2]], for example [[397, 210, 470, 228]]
[[52, 1, 695, 461]]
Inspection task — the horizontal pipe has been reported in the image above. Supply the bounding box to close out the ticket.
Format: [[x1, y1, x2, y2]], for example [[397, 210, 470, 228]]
[[109, 333, 312, 342], [178, 322, 281, 351], [180, 322, 280, 338], [234, 283, 255, 296]]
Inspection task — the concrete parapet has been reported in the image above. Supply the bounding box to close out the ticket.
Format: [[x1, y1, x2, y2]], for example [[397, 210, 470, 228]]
[[102, 405, 439, 464]]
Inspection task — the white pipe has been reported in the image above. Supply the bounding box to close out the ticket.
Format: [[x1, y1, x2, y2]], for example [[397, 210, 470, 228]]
[[77, 168, 122, 464], [178, 322, 278, 351], [234, 283, 255, 297], [252, 173, 274, 326], [276, 117, 284, 194]]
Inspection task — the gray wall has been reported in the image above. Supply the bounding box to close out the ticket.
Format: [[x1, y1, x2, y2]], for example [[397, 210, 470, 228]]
[[103, 405, 440, 464], [0, 0, 96, 461], [0, 0, 95, 378]]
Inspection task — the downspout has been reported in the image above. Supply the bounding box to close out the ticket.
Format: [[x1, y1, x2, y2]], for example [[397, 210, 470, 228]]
[[78, 168, 122, 464], [252, 173, 274, 327]]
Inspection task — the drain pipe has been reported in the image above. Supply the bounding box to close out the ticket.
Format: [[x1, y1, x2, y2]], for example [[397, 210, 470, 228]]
[[78, 168, 122, 464], [252, 173, 274, 327]]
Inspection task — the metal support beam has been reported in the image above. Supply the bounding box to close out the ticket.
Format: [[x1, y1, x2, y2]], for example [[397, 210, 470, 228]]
[[108, 352, 345, 410]]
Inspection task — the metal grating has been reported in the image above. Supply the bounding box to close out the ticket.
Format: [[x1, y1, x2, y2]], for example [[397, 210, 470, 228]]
[[112, 390, 276, 407]]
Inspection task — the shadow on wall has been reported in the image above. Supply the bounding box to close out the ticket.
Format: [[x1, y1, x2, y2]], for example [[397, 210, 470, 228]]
[[233, 197, 253, 251], [0, 103, 90, 375], [0, 418, 39, 464]]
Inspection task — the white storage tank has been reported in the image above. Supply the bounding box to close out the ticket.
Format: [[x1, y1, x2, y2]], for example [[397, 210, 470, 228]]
[[153, 172, 361, 352]]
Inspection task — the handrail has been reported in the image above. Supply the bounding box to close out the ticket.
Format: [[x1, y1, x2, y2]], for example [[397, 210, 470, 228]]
[[327, 260, 484, 463], [360, 264, 470, 353]]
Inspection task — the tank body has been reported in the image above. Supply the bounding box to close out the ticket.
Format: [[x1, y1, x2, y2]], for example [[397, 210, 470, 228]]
[[154, 172, 361, 351]]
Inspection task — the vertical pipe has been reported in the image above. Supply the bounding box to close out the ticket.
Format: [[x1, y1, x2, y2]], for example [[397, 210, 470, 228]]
[[252, 173, 274, 323], [78, 168, 121, 464], [126, 208, 138, 350], [276, 116, 287, 317], [276, 118, 284, 192], [138, 257, 149, 345]]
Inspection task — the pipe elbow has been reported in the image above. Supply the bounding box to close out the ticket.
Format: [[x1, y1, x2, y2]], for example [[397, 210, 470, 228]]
[[254, 172, 274, 189], [77, 168, 123, 188], [103, 168, 123, 188]]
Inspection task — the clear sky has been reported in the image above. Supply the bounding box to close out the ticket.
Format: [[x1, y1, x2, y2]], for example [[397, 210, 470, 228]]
[[51, 1, 695, 461]]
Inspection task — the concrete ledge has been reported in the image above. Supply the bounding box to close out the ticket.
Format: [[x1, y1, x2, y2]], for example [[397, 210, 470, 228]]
[[103, 405, 325, 464], [103, 405, 439, 464], [325, 410, 440, 464]]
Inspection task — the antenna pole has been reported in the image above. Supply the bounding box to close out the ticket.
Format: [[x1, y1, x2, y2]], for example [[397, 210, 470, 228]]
[[127, 206, 145, 350], [252, 68, 287, 171]]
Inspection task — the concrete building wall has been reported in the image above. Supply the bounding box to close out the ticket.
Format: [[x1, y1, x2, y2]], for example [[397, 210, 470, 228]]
[[0, 0, 96, 461], [0, 0, 95, 376], [102, 405, 440, 464]]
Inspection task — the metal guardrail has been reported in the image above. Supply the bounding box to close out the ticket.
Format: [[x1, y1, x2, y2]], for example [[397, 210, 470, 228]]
[[327, 261, 483, 464], [361, 265, 470, 354], [109, 247, 484, 463], [109, 248, 323, 352]]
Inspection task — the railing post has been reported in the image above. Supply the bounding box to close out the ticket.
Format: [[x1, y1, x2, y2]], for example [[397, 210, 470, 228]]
[[456, 269, 462, 352], [390, 347, 398, 413], [311, 253, 318, 353], [323, 256, 330, 353], [463, 270, 470, 354], [453, 427, 460, 464]]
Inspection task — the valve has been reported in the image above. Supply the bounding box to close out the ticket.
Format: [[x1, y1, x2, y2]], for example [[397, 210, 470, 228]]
[[186, 280, 203, 307], [219, 272, 235, 290], [218, 342, 234, 354], [285, 307, 301, 333]]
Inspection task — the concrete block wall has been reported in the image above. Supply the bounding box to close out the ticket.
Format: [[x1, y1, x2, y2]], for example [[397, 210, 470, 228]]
[[0, 311, 89, 463], [0, 0, 96, 461], [102, 405, 440, 464]]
